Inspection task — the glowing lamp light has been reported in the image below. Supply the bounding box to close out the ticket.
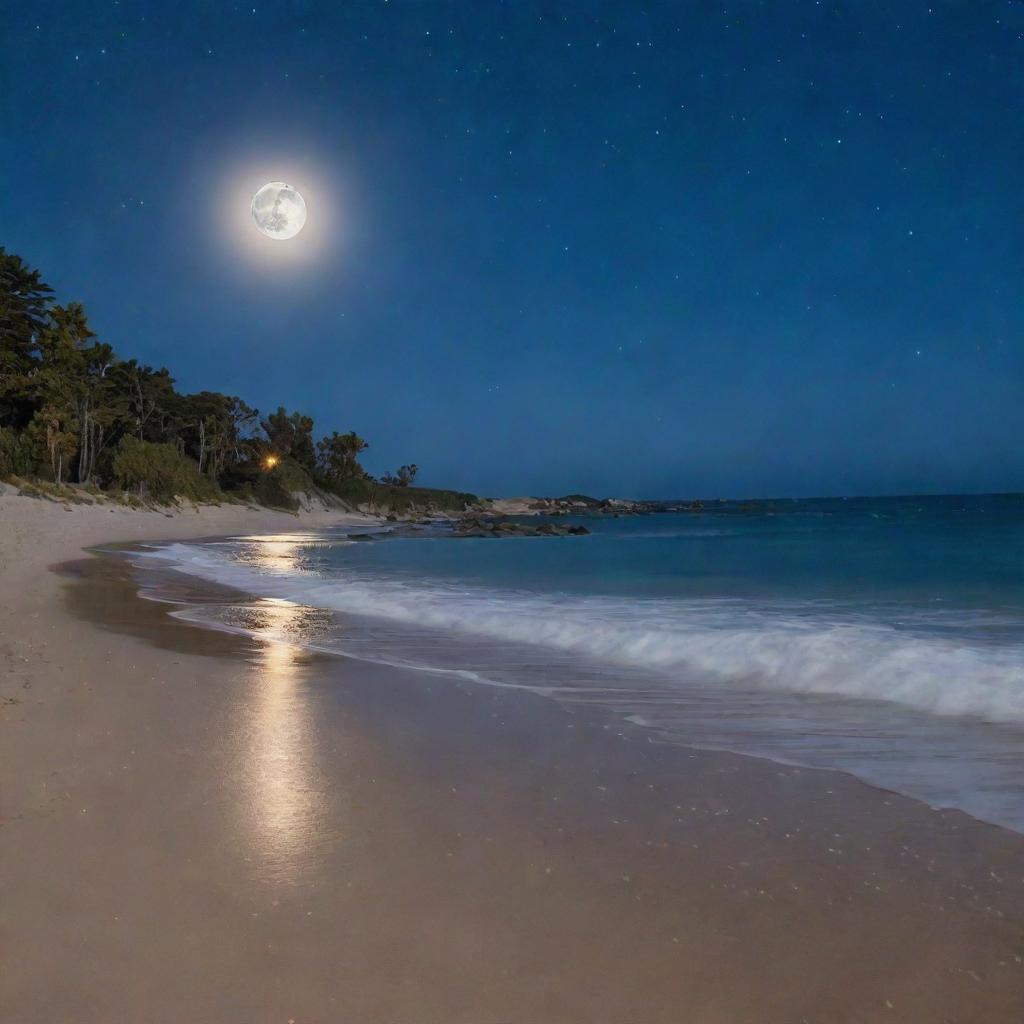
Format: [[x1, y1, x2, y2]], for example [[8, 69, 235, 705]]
[[263, 454, 280, 471]]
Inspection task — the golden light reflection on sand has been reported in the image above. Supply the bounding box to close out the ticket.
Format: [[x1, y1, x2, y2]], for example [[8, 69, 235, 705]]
[[241, 596, 330, 884]]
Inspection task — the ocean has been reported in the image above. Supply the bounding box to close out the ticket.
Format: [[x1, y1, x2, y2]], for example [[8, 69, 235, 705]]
[[136, 494, 1024, 832]]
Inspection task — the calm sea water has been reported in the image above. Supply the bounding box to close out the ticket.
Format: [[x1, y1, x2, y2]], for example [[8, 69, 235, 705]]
[[138, 494, 1024, 832]]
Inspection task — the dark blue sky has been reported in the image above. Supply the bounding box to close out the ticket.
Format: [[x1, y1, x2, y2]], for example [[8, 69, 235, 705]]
[[3, 2, 1023, 498]]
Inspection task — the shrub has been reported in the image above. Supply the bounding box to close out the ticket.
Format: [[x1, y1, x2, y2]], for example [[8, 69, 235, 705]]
[[249, 456, 311, 511], [253, 471, 299, 511], [229, 480, 256, 503], [111, 436, 219, 502], [274, 456, 314, 493], [0, 426, 44, 479]]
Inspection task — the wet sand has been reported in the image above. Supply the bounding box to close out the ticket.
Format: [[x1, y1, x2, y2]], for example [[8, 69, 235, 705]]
[[3, 499, 1024, 1021]]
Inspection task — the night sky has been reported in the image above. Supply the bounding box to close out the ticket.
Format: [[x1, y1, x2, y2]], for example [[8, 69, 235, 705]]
[[3, 2, 1023, 498]]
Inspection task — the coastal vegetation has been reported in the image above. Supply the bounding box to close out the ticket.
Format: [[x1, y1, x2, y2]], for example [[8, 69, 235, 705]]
[[0, 247, 475, 513]]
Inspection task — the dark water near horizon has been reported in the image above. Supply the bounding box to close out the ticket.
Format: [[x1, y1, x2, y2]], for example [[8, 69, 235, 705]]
[[136, 494, 1024, 832]]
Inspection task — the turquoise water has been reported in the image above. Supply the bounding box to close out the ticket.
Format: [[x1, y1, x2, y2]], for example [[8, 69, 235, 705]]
[[141, 494, 1024, 832]]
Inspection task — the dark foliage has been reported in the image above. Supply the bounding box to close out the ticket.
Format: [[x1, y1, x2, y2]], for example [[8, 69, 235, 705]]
[[0, 247, 472, 510], [111, 436, 218, 502], [380, 463, 418, 487]]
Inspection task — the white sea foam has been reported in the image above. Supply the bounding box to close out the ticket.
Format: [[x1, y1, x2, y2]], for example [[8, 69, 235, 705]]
[[138, 540, 1024, 726]]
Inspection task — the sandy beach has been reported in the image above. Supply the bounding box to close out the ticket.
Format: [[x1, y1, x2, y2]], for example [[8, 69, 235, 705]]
[[2, 491, 1024, 1023]]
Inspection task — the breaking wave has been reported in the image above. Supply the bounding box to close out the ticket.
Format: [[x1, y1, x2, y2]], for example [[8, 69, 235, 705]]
[[138, 540, 1024, 726]]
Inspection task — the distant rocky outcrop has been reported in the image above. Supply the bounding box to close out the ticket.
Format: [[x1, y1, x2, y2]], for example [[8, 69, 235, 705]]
[[481, 494, 646, 517], [455, 517, 591, 539], [647, 499, 706, 513]]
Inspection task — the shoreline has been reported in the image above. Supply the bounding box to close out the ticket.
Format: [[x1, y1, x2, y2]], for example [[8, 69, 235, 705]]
[[111, 533, 1024, 839], [3, 494, 1024, 1021]]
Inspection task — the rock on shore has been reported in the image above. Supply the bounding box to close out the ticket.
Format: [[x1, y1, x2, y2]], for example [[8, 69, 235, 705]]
[[454, 517, 591, 539]]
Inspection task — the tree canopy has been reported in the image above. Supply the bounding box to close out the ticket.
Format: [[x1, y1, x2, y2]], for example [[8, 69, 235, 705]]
[[0, 246, 417, 505]]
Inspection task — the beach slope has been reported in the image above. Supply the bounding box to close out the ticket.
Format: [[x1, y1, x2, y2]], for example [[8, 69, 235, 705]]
[[2, 492, 1023, 1023]]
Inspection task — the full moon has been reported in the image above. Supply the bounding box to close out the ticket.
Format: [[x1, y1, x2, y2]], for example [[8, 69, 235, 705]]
[[251, 181, 307, 240]]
